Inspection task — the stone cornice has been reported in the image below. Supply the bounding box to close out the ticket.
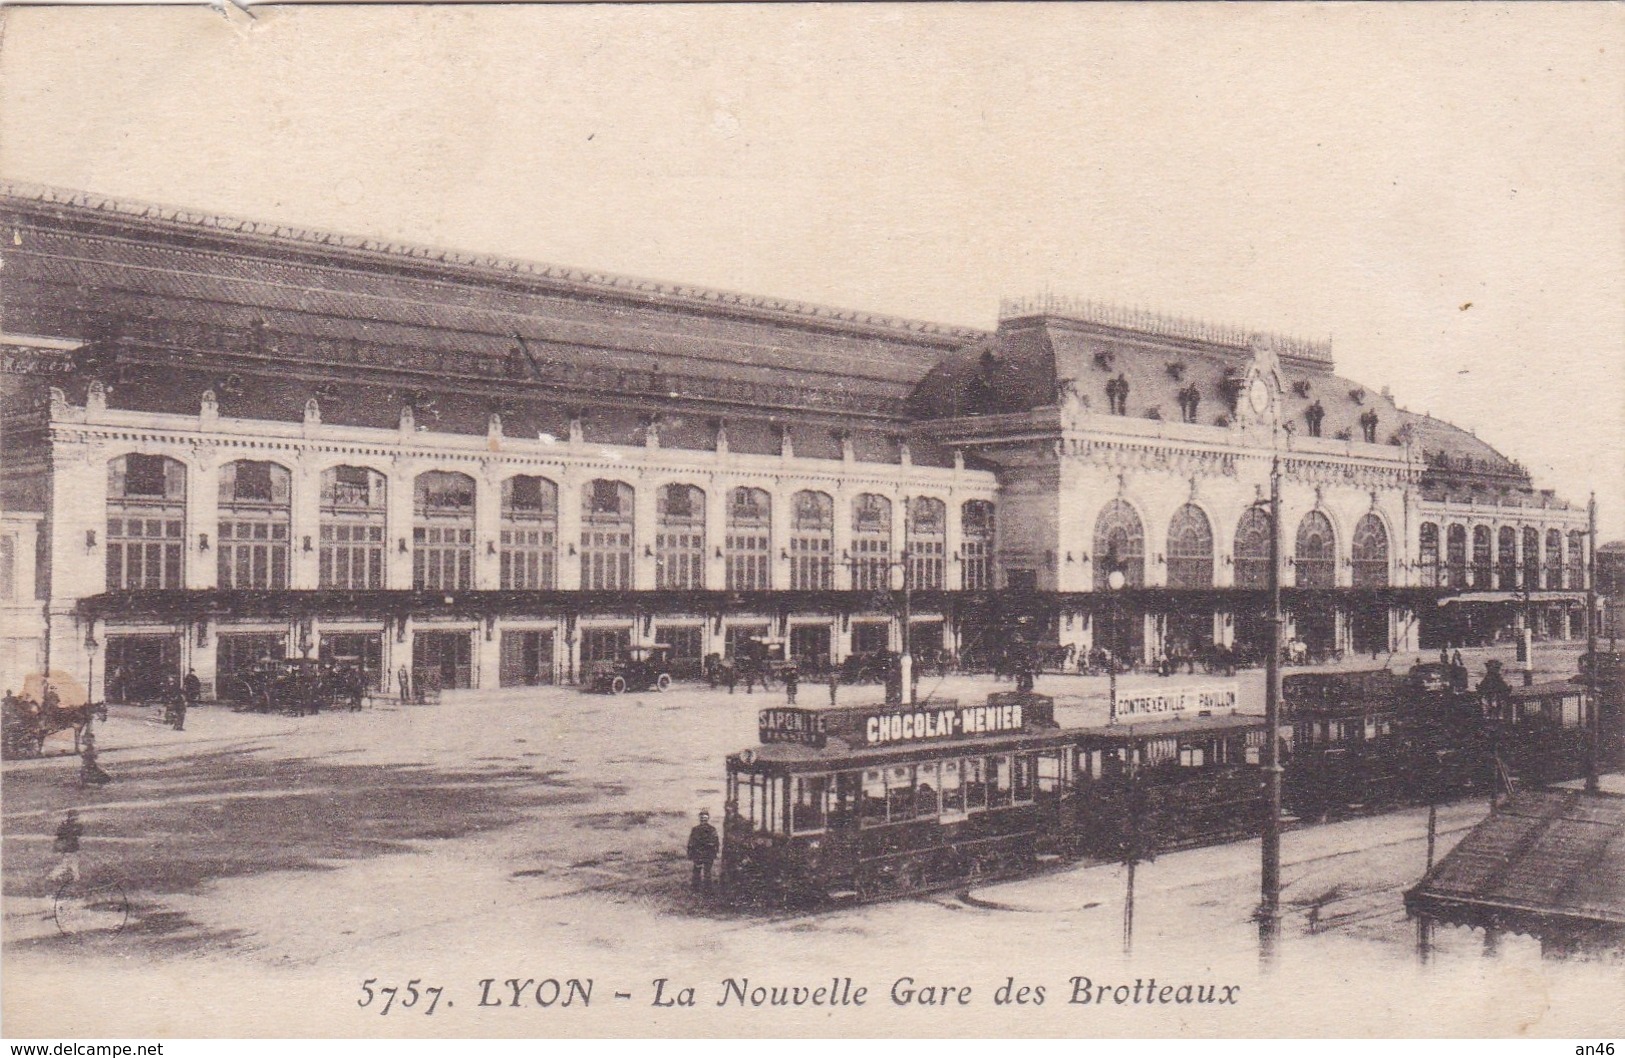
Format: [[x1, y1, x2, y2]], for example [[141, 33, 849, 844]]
[[45, 401, 999, 495]]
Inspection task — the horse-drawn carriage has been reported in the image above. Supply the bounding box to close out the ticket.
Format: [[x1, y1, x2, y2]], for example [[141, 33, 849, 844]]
[[230, 658, 344, 715], [2, 691, 106, 759]]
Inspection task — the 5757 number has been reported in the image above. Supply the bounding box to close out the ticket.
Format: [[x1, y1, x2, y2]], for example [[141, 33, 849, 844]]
[[357, 978, 445, 1015]]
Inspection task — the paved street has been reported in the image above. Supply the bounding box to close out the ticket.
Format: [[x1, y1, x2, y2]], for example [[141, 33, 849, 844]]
[[3, 642, 1617, 1037]]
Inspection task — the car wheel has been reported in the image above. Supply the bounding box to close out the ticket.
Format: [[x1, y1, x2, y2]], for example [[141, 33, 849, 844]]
[[656, 673, 672, 692], [610, 676, 627, 695]]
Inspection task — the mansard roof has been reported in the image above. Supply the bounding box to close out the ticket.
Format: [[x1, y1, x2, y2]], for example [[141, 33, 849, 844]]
[[911, 312, 1408, 441], [0, 182, 982, 418]]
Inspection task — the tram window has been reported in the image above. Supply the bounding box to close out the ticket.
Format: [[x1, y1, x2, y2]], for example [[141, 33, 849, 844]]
[[940, 759, 966, 817], [1036, 750, 1065, 795], [1012, 755, 1035, 804], [861, 769, 888, 825], [832, 772, 860, 825], [1363, 720, 1378, 741], [915, 761, 941, 817], [1178, 746, 1205, 768], [793, 775, 828, 833], [987, 755, 1013, 808], [1245, 744, 1261, 765], [964, 757, 988, 811], [887, 765, 918, 822], [736, 771, 782, 835], [1562, 696, 1581, 728]]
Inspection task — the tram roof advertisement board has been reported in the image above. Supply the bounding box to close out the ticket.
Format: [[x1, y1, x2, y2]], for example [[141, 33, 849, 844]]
[[1115, 683, 1237, 719], [758, 693, 1056, 749]]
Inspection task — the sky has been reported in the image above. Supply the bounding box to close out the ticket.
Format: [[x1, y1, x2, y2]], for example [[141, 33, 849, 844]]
[[2, 3, 1622, 533]]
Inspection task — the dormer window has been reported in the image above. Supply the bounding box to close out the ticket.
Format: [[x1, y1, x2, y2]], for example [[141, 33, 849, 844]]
[[1105, 374, 1130, 416], [1304, 401, 1325, 438]]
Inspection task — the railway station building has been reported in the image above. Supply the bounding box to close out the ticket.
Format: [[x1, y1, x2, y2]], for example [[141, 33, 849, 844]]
[[0, 184, 1594, 701]]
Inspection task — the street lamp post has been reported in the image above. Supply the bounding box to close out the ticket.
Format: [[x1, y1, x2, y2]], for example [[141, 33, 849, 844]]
[[1107, 568, 1126, 724], [1586, 493, 1599, 794], [1259, 455, 1284, 966]]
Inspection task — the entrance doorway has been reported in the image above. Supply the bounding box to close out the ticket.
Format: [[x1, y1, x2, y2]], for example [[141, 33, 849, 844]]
[[413, 630, 472, 694], [580, 627, 631, 666], [1165, 610, 1213, 657], [499, 630, 555, 686], [105, 634, 181, 703], [1293, 608, 1337, 662], [320, 633, 383, 691], [1096, 605, 1143, 667], [790, 624, 832, 673], [1349, 607, 1388, 658], [217, 633, 287, 702], [851, 622, 890, 655]]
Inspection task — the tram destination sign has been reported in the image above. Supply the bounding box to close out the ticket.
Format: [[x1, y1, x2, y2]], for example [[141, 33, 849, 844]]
[[1115, 683, 1237, 719]]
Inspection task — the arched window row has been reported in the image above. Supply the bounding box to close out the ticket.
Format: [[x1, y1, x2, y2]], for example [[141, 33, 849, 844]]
[[1418, 520, 1581, 593], [101, 455, 999, 593]]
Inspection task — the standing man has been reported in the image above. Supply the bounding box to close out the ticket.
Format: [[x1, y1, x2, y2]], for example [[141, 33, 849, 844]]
[[828, 668, 840, 706], [723, 660, 737, 695], [80, 727, 112, 786], [178, 668, 200, 731], [784, 664, 799, 706], [686, 810, 719, 892]]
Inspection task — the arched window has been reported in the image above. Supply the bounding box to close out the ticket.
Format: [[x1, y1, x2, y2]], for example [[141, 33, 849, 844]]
[[582, 480, 634, 590], [414, 471, 475, 590], [107, 454, 186, 590], [656, 484, 706, 589], [1234, 508, 1273, 589], [1446, 524, 1468, 588], [790, 491, 833, 590], [1568, 530, 1585, 591], [726, 487, 771, 591], [961, 500, 995, 590], [1472, 525, 1493, 589], [1522, 527, 1541, 590], [1165, 504, 1213, 589], [1497, 526, 1517, 590], [321, 466, 386, 589], [1419, 523, 1440, 588], [1093, 499, 1144, 589], [851, 494, 893, 591], [501, 476, 558, 590], [1295, 511, 1336, 588], [218, 460, 291, 590], [908, 497, 946, 590], [1351, 513, 1390, 588], [1545, 529, 1563, 590]]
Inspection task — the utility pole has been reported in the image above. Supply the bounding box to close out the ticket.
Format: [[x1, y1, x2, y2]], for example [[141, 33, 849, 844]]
[[1586, 493, 1599, 793], [1259, 454, 1283, 966]]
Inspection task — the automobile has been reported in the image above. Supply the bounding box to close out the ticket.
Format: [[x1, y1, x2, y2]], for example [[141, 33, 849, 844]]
[[588, 645, 673, 694]]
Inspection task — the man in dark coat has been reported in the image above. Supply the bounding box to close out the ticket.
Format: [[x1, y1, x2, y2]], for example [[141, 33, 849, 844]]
[[687, 810, 719, 892], [178, 668, 200, 731], [784, 665, 799, 705]]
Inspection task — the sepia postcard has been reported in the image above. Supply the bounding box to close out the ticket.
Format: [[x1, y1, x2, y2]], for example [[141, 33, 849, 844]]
[[1, 2, 1622, 1042]]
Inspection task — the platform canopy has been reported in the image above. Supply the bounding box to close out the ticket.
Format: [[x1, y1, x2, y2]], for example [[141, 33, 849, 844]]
[[1405, 789, 1625, 951]]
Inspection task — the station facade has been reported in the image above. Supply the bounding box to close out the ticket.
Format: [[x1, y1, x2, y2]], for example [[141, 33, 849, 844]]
[[0, 184, 1593, 701]]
